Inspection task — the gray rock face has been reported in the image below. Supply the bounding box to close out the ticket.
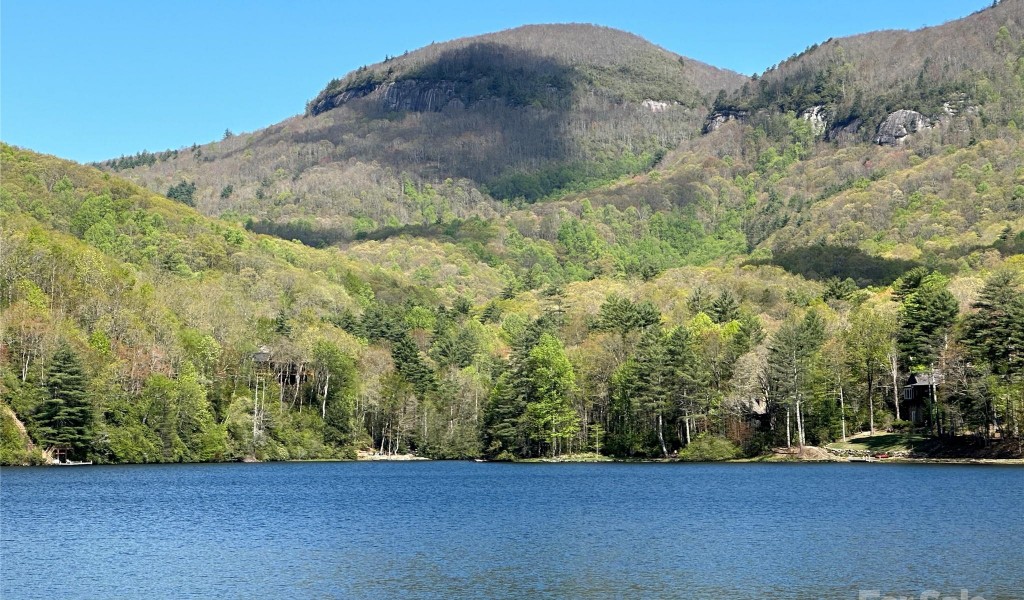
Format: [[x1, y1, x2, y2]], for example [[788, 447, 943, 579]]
[[799, 105, 828, 137], [874, 109, 932, 146], [642, 99, 670, 113], [827, 118, 862, 143], [310, 80, 460, 115], [309, 84, 376, 115], [702, 109, 748, 134], [377, 80, 458, 112]]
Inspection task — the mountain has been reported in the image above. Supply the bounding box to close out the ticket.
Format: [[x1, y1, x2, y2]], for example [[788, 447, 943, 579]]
[[94, 4, 1024, 290], [0, 144, 821, 464], [711, 0, 1024, 143], [5, 5, 1024, 465], [102, 24, 746, 234], [496, 0, 1024, 283]]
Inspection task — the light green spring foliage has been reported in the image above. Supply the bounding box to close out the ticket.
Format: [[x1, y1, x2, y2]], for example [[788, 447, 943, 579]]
[[5, 6, 1024, 463], [3, 144, 1024, 463]]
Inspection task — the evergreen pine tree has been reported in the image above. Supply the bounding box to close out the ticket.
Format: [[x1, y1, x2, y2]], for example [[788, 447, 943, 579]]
[[710, 289, 740, 324], [896, 271, 959, 369], [964, 272, 1024, 376], [766, 310, 826, 446], [37, 345, 93, 460]]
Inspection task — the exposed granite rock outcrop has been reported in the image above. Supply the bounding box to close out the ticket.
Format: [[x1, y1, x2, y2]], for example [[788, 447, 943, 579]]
[[874, 109, 932, 146], [827, 118, 862, 143], [308, 84, 377, 115], [702, 108, 748, 133], [310, 79, 461, 115], [378, 80, 458, 112], [642, 99, 670, 113], [799, 105, 828, 137]]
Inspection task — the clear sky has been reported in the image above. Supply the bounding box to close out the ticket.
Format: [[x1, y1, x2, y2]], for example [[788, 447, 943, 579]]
[[1, 0, 993, 164]]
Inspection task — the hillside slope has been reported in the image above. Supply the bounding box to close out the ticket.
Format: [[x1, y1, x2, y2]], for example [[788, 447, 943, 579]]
[[104, 24, 746, 232], [4, 144, 1023, 465], [0, 144, 506, 463], [713, 0, 1024, 143]]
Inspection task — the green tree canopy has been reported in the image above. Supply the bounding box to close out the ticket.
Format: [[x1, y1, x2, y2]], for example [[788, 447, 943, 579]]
[[36, 345, 93, 459], [523, 333, 579, 456], [896, 271, 959, 369], [166, 180, 197, 206], [963, 271, 1024, 377]]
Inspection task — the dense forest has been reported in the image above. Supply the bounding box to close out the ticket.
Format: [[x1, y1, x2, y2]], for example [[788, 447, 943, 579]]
[[3, 143, 1023, 464], [4, 2, 1024, 465]]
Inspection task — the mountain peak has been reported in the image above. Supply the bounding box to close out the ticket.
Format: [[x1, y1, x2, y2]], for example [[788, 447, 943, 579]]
[[308, 23, 746, 116], [711, 0, 1024, 143]]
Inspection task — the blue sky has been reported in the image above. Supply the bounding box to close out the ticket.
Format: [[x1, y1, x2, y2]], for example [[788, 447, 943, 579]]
[[1, 0, 993, 163]]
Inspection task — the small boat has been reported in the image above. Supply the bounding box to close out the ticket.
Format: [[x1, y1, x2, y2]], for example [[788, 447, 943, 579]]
[[54, 460, 93, 466]]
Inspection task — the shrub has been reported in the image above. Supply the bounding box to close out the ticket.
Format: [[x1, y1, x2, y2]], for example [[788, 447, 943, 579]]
[[891, 419, 913, 432], [678, 435, 741, 461], [166, 180, 196, 206]]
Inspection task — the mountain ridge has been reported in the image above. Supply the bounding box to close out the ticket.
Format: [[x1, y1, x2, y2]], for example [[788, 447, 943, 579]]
[[101, 23, 749, 220], [5, 5, 1024, 465], [712, 0, 1024, 143], [96, 3, 1024, 279], [307, 23, 747, 116]]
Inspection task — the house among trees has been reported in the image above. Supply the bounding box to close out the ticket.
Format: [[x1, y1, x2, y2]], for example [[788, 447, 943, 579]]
[[253, 346, 272, 366], [902, 373, 938, 425]]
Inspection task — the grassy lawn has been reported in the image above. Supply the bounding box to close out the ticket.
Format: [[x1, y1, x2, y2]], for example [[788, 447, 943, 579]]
[[827, 433, 934, 453]]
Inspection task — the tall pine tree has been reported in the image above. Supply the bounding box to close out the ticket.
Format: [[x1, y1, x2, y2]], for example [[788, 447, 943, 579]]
[[895, 271, 959, 370], [964, 272, 1024, 377], [37, 345, 93, 460]]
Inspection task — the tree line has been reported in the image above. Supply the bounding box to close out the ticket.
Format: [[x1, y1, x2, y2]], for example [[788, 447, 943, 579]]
[[7, 261, 1022, 464]]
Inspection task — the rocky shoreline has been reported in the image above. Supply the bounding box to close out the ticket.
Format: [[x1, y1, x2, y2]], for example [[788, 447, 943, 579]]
[[356, 451, 429, 461]]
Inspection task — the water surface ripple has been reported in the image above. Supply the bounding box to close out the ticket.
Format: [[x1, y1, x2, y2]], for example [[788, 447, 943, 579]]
[[2, 462, 1021, 599]]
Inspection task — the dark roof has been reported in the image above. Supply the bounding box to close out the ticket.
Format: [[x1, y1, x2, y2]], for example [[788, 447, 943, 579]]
[[906, 372, 940, 386]]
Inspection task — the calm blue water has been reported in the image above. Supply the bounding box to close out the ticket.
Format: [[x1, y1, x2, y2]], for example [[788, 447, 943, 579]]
[[1, 462, 1022, 599]]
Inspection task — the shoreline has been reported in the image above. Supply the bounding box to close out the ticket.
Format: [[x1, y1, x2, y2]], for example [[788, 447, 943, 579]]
[[5, 457, 1023, 467], [5, 448, 1023, 468], [355, 451, 429, 461]]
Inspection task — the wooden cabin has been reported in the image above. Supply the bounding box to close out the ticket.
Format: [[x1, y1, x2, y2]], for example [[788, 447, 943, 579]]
[[901, 372, 938, 425]]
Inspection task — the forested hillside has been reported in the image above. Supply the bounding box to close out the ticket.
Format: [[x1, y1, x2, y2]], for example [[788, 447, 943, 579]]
[[713, 0, 1024, 144], [3, 144, 1022, 464], [100, 24, 745, 233], [4, 2, 1024, 465]]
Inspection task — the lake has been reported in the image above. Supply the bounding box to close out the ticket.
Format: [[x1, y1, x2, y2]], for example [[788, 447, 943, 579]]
[[1, 462, 1022, 599]]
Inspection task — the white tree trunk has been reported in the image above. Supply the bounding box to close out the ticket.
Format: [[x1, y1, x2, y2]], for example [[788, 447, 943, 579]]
[[786, 407, 792, 449], [889, 351, 901, 421], [839, 377, 847, 442], [657, 413, 668, 458], [796, 395, 805, 449], [869, 390, 875, 436], [321, 373, 330, 420]]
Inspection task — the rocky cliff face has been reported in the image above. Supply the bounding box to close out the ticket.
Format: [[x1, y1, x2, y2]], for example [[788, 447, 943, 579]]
[[309, 80, 463, 115], [874, 109, 932, 146], [377, 80, 460, 112], [642, 99, 671, 113], [826, 118, 863, 144], [308, 84, 374, 115], [800, 105, 828, 137], [703, 108, 748, 133]]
